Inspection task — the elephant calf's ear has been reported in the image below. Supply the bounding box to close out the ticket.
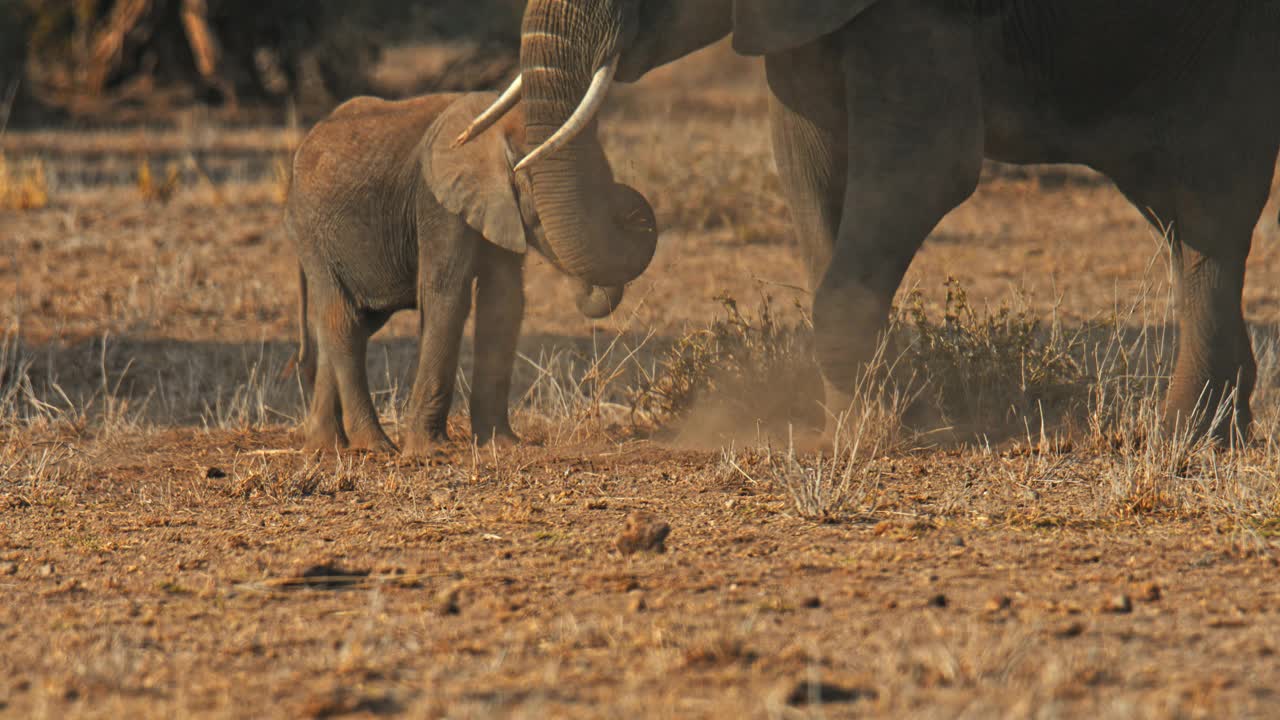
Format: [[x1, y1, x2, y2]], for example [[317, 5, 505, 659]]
[[733, 0, 880, 56], [426, 95, 528, 255]]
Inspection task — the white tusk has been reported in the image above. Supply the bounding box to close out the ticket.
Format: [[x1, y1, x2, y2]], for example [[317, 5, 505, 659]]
[[453, 75, 523, 147], [513, 56, 618, 173]]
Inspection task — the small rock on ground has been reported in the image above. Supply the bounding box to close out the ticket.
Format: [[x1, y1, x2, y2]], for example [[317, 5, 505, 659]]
[[1103, 593, 1133, 614], [984, 595, 1013, 613]]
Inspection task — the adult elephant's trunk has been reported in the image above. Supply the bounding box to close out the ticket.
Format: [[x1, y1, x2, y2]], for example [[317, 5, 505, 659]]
[[575, 282, 626, 320], [520, 3, 657, 288]]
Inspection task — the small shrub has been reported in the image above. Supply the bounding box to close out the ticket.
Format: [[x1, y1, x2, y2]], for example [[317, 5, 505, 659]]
[[628, 292, 825, 438], [895, 277, 1088, 437]]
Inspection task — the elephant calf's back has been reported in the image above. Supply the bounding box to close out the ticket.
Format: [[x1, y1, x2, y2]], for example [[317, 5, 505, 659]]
[[289, 96, 468, 311], [290, 95, 463, 207]]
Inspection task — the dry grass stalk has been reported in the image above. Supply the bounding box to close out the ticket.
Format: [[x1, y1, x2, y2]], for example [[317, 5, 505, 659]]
[[516, 329, 652, 444], [770, 339, 911, 521]]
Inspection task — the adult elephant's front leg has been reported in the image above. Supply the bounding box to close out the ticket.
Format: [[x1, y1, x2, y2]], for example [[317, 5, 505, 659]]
[[806, 2, 984, 418], [766, 37, 849, 290]]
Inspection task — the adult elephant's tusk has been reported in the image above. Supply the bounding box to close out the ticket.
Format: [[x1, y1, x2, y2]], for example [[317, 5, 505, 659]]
[[453, 75, 523, 147], [513, 56, 618, 174]]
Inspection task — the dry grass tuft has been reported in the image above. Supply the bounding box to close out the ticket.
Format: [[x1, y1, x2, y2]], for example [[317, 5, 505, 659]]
[[770, 421, 885, 523], [272, 154, 292, 205], [0, 154, 50, 210], [136, 158, 182, 204], [514, 330, 652, 445], [766, 336, 914, 521]]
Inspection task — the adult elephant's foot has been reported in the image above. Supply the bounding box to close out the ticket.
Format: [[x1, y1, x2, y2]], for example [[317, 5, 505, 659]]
[[400, 428, 450, 460], [813, 284, 894, 439], [345, 424, 399, 454], [472, 422, 519, 450], [820, 381, 856, 432], [301, 422, 349, 453], [1162, 377, 1252, 445], [1163, 324, 1256, 445]]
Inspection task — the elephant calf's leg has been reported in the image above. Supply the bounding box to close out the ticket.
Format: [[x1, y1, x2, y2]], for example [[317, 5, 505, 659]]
[[401, 288, 472, 456], [302, 345, 348, 452], [401, 228, 476, 457], [320, 301, 396, 453], [470, 245, 524, 446]]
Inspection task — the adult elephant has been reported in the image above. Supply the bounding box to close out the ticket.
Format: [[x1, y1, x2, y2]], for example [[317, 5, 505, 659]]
[[462, 0, 1280, 440]]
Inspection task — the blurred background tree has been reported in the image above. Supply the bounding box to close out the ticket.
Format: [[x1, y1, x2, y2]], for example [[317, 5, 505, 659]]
[[1, 0, 525, 124]]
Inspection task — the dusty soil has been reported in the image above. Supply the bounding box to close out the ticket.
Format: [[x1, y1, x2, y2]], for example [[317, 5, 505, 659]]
[[4, 430, 1280, 719], [3, 42, 1280, 719]]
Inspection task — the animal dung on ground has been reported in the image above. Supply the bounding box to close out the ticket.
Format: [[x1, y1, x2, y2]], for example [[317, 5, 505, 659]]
[[433, 582, 464, 616], [614, 511, 671, 555]]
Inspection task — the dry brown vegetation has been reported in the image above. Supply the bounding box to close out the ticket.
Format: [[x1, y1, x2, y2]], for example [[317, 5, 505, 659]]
[[3, 42, 1280, 718]]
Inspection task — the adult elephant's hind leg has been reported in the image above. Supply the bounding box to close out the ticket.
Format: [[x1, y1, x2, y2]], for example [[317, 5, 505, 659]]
[[812, 2, 983, 417], [1111, 153, 1274, 442]]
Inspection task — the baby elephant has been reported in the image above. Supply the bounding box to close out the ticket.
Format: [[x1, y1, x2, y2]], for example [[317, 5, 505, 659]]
[[288, 92, 657, 455]]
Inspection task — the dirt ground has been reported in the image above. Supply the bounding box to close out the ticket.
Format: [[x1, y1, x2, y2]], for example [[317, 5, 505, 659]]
[[4, 43, 1280, 718]]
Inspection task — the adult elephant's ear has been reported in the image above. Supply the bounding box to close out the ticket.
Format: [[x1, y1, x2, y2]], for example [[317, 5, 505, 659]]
[[733, 0, 880, 56], [426, 94, 528, 255]]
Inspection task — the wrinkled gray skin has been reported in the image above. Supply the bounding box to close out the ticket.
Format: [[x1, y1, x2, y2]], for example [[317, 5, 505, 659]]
[[519, 0, 1280, 441], [288, 93, 656, 454]]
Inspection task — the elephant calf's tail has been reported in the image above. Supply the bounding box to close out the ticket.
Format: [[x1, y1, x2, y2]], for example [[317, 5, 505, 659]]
[[296, 265, 317, 391], [282, 263, 318, 392]]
